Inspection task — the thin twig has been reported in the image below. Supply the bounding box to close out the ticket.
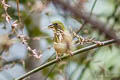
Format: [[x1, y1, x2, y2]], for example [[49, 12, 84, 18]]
[[15, 39, 116, 80], [90, 0, 98, 16], [76, 0, 98, 34], [16, 0, 21, 22]]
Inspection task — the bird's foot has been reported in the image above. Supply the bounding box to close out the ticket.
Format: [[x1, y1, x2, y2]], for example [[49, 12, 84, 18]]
[[95, 41, 104, 45], [56, 56, 61, 61], [68, 51, 73, 56]]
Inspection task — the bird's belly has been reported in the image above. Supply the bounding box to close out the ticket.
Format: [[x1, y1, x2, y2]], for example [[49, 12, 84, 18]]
[[54, 42, 67, 53]]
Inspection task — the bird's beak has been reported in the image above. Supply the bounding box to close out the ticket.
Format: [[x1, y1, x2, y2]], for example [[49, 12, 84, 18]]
[[48, 24, 54, 29]]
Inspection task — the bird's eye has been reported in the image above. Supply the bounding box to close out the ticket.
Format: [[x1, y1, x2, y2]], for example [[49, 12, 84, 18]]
[[53, 23, 58, 26]]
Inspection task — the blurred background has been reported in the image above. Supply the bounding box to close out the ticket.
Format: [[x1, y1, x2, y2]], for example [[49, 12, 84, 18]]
[[0, 0, 120, 80]]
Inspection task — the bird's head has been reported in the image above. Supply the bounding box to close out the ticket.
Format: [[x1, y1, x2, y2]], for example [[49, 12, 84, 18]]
[[48, 21, 65, 31]]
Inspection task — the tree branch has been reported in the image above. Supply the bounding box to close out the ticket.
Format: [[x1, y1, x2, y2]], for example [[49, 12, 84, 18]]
[[15, 39, 116, 80]]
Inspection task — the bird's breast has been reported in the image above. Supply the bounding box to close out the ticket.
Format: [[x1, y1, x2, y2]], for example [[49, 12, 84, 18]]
[[54, 42, 67, 53]]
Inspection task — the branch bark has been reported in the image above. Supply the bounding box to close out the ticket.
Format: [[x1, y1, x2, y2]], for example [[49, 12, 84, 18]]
[[15, 39, 116, 80]]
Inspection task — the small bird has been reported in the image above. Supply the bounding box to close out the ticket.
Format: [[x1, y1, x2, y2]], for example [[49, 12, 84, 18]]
[[48, 21, 103, 60], [48, 21, 73, 59]]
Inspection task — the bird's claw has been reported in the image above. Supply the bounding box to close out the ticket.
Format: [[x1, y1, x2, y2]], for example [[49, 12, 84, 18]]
[[56, 56, 61, 61], [68, 51, 73, 56], [95, 41, 104, 45]]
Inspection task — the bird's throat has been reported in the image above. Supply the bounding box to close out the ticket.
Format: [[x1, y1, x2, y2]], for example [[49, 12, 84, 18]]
[[54, 31, 63, 43]]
